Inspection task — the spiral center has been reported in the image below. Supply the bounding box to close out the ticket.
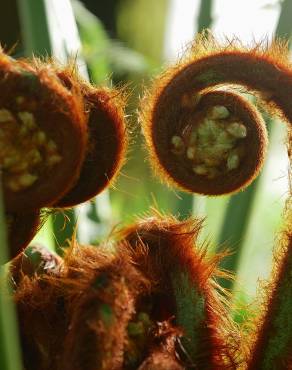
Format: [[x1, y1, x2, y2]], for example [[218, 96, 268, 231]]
[[0, 103, 62, 192], [171, 105, 247, 179]]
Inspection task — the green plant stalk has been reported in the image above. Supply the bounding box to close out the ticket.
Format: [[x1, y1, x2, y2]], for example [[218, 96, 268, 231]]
[[197, 0, 213, 33], [216, 0, 292, 290], [216, 178, 260, 290], [71, 0, 111, 84], [276, 0, 292, 45], [0, 180, 22, 370], [17, 0, 52, 56]]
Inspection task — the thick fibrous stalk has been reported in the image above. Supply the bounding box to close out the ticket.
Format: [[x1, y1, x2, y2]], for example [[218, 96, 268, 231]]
[[12, 256, 66, 370], [12, 241, 150, 370], [141, 37, 292, 195], [119, 214, 242, 369], [60, 248, 147, 370], [11, 211, 292, 369], [11, 217, 241, 370], [0, 52, 87, 211]]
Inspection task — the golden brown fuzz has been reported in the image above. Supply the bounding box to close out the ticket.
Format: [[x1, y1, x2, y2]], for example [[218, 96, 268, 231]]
[[10, 205, 292, 369], [0, 52, 88, 212], [59, 246, 148, 370], [140, 35, 292, 195], [12, 241, 150, 370]]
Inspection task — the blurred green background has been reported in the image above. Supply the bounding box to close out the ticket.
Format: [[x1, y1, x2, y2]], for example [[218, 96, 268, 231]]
[[0, 0, 291, 303]]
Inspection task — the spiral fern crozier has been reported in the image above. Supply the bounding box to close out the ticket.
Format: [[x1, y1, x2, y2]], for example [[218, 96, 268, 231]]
[[141, 35, 291, 195]]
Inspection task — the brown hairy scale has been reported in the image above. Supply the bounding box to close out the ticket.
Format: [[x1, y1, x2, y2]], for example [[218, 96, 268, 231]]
[[60, 241, 184, 370], [60, 244, 151, 370], [0, 52, 88, 212], [11, 205, 292, 369], [60, 268, 135, 369], [118, 214, 242, 369], [11, 215, 241, 370], [141, 37, 291, 195], [11, 242, 150, 370], [12, 263, 67, 370], [62, 243, 182, 370]]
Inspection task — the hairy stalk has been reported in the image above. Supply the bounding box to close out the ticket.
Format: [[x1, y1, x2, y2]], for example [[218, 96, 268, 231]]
[[245, 202, 292, 369], [120, 213, 242, 369]]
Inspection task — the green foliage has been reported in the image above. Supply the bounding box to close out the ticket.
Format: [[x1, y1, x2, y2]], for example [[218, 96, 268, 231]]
[[72, 0, 150, 82]]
